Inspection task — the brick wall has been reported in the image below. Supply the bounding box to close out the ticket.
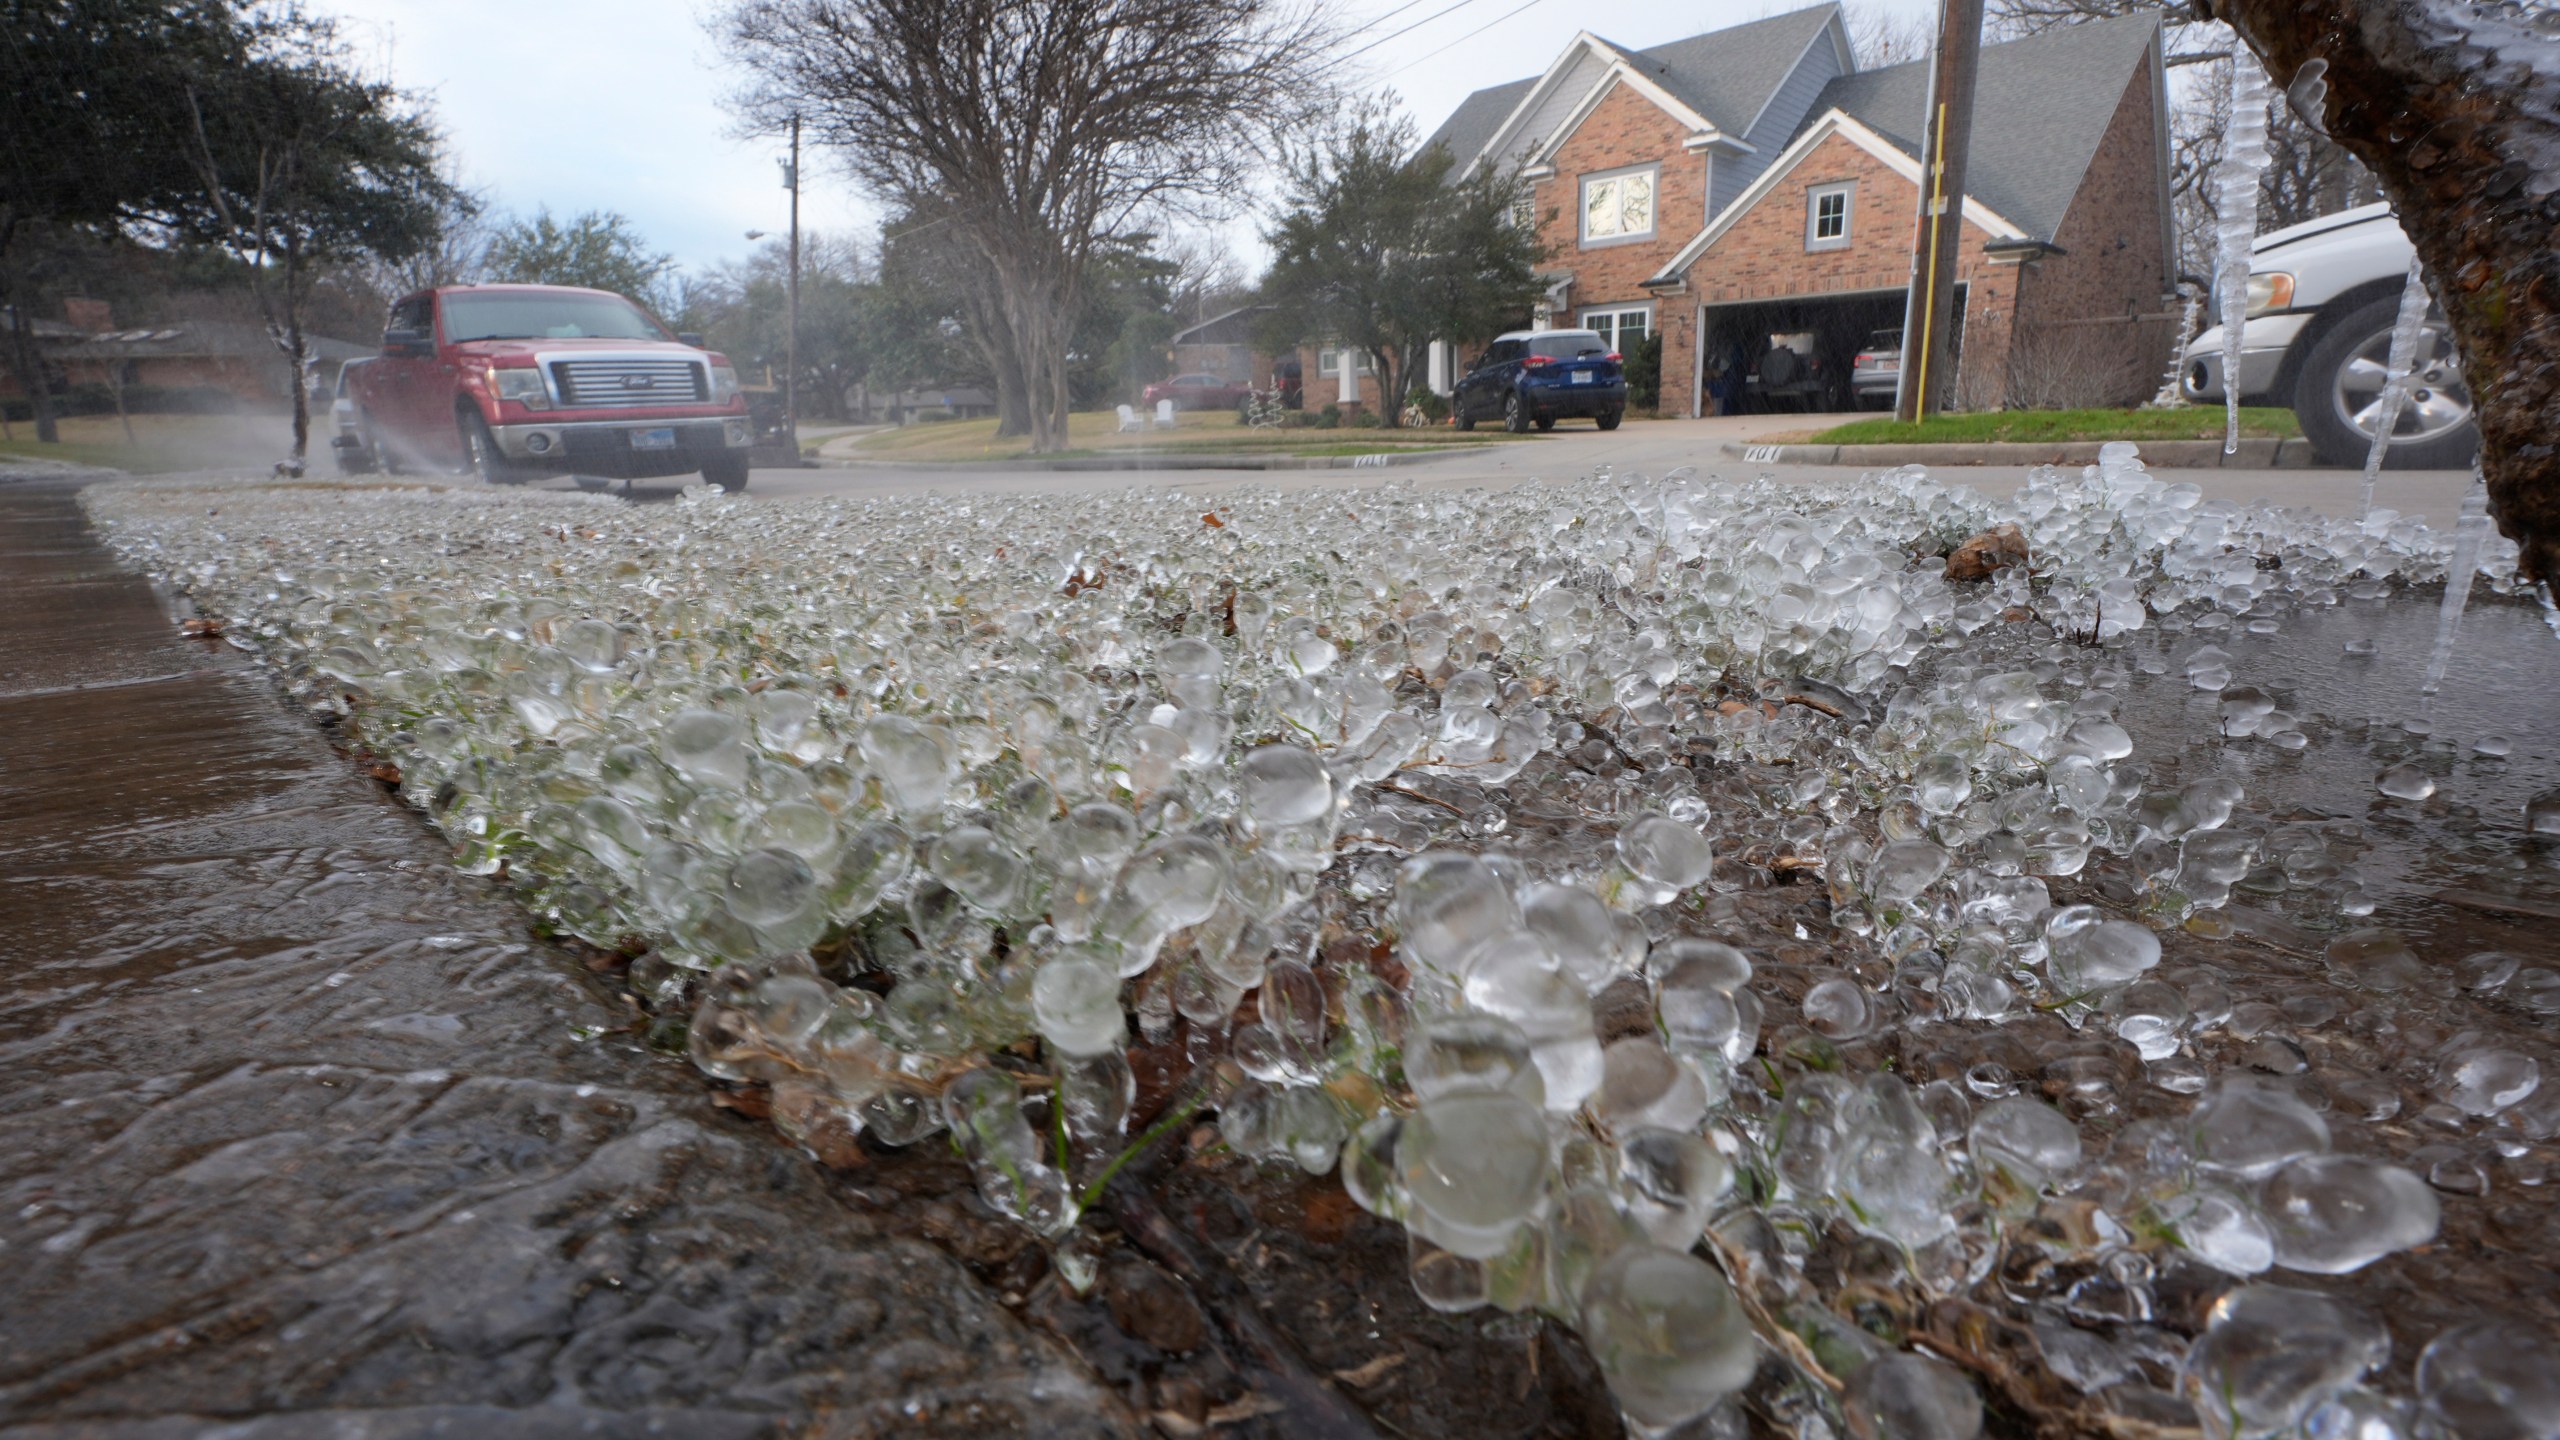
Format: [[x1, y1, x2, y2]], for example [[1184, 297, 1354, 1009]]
[[2008, 62, 2177, 408], [1659, 127, 2022, 413], [1534, 80, 1707, 338]]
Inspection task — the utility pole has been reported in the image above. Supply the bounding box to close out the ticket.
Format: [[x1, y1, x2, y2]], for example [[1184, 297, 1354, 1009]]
[[1894, 0, 1984, 422], [783, 113, 802, 448]]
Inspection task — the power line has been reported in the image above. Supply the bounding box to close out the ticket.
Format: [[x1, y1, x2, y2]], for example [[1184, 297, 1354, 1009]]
[[1341, 0, 1502, 64], [1381, 0, 1556, 77], [1336, 0, 1440, 46]]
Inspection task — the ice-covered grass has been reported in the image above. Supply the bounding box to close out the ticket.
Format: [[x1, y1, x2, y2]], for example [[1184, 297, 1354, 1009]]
[[83, 448, 2557, 1437]]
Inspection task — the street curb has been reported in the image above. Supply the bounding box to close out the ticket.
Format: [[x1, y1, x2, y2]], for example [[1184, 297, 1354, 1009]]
[[819, 446, 1473, 474], [1717, 436, 2321, 469]]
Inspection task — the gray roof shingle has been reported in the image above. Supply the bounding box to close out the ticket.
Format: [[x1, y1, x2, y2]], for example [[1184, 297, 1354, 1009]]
[[1609, 6, 1842, 138], [1804, 10, 2160, 240], [1417, 6, 1843, 169], [1418, 76, 1537, 173]]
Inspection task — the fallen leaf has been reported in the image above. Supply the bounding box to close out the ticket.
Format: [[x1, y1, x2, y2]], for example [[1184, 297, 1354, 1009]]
[[1331, 1353, 1407, 1388]]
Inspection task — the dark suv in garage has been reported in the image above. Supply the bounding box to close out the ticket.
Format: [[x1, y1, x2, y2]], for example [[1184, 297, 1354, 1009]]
[[1454, 328, 1628, 432]]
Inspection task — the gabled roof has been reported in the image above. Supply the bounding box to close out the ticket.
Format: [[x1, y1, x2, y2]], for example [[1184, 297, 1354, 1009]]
[[1609, 6, 1846, 140], [1418, 6, 1845, 173], [1645, 109, 2029, 285], [1171, 304, 1274, 347], [1803, 10, 2161, 242], [54, 321, 369, 364]]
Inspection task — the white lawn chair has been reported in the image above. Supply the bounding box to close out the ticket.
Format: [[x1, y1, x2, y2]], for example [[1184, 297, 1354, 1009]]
[[1155, 399, 1178, 429], [1115, 403, 1143, 433]]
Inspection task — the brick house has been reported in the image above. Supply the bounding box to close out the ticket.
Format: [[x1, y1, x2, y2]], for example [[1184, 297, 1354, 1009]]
[[1413, 6, 2175, 415]]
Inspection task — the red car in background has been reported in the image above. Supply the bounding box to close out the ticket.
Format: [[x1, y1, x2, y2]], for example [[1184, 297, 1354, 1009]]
[[340, 283, 755, 490], [1143, 372, 1252, 412]]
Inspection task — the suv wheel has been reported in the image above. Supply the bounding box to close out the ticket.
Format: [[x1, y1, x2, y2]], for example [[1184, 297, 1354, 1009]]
[[2294, 293, 2478, 469], [1503, 392, 1529, 434], [1596, 410, 1623, 432], [460, 411, 524, 485]]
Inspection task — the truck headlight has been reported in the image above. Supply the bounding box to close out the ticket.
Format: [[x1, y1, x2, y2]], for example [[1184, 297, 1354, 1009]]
[[709, 365, 741, 403], [2243, 272, 2295, 317], [489, 366, 550, 409]]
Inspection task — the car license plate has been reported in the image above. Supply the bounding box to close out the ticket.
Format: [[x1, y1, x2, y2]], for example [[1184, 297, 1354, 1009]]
[[1570, 370, 1591, 385], [631, 427, 677, 450]]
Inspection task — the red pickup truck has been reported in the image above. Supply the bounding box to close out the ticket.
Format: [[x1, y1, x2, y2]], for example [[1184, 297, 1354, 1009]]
[[337, 283, 754, 491]]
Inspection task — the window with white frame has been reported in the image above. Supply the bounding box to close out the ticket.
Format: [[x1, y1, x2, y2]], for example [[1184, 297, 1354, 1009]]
[[1806, 183, 1854, 250], [1315, 347, 1371, 377], [1580, 306, 1653, 354], [1580, 166, 1657, 244]]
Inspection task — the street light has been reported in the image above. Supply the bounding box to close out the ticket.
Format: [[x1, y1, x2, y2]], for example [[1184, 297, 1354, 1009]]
[[744, 229, 767, 241]]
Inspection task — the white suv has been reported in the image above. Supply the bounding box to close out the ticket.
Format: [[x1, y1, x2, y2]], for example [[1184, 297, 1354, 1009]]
[[2182, 203, 2477, 470]]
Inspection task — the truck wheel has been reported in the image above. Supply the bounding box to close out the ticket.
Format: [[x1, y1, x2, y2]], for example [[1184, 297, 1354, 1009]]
[[333, 431, 378, 475], [361, 411, 402, 474], [2294, 294, 2479, 470], [460, 411, 523, 485], [701, 451, 750, 493], [1534, 414, 1556, 432], [1503, 393, 1528, 434]]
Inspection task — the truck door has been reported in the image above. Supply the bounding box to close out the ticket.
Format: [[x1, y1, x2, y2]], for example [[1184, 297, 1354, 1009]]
[[414, 292, 466, 469], [370, 293, 433, 467]]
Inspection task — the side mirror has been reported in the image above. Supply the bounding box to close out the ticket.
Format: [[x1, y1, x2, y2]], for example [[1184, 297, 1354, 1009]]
[[382, 326, 428, 355], [677, 332, 705, 348]]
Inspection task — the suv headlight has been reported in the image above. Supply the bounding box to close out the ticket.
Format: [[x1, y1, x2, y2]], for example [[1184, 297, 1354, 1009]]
[[709, 364, 741, 403], [489, 366, 550, 410], [2243, 272, 2296, 317]]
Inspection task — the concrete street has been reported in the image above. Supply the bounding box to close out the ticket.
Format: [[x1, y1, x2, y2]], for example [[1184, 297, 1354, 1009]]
[[572, 415, 2479, 523]]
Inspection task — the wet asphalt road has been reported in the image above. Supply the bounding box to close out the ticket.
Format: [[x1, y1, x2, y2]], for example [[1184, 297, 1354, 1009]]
[[0, 469, 1134, 1440]]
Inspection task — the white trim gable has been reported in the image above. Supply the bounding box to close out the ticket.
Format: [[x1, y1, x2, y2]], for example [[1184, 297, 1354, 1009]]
[[1467, 32, 1742, 176], [1645, 108, 2027, 286]]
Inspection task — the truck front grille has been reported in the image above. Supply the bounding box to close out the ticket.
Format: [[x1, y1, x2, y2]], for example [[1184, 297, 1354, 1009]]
[[552, 358, 707, 407]]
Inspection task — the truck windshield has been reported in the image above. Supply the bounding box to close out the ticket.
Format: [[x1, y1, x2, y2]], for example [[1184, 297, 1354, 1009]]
[[441, 292, 667, 343]]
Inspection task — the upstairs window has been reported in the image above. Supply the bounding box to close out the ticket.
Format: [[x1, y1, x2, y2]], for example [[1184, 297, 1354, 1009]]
[[1580, 167, 1657, 244], [1807, 183, 1854, 251]]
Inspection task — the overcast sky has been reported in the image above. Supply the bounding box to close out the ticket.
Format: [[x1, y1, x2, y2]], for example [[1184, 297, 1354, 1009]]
[[322, 0, 1938, 280]]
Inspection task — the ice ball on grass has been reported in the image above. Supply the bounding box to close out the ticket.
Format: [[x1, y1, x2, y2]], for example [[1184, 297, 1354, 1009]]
[[2044, 905, 2161, 994], [1843, 1352, 1983, 1440], [1577, 1244, 1759, 1431], [1613, 817, 1712, 907], [1397, 1090, 1550, 1260], [1393, 852, 1519, 978], [2418, 1323, 2560, 1440], [2181, 1285, 2388, 1440], [2192, 1076, 2331, 1180], [1032, 951, 1126, 1057], [2258, 1154, 2439, 1273], [1406, 1012, 1546, 1108], [1969, 1095, 2084, 1200]]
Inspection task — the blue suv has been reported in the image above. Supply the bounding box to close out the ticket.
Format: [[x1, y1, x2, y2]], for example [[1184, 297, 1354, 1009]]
[[1453, 328, 1628, 433]]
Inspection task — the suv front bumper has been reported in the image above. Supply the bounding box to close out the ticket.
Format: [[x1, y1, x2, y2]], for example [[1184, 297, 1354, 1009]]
[[490, 416, 751, 465], [2182, 315, 2310, 402]]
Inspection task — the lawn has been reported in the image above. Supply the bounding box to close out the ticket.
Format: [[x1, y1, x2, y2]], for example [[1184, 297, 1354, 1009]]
[[0, 411, 302, 474], [1800, 406, 2301, 447], [841, 408, 1525, 464]]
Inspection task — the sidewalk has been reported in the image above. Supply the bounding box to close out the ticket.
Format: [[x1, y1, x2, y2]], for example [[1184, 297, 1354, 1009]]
[[0, 469, 1128, 1439]]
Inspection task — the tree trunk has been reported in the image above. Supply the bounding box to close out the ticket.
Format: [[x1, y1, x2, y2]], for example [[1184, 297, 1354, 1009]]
[[2201, 0, 2560, 588], [3, 282, 61, 445], [1372, 346, 1405, 428]]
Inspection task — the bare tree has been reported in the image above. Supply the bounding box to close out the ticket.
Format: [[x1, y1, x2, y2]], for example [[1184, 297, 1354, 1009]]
[[1843, 1, 1935, 68], [2198, 0, 2560, 592], [713, 0, 1332, 452]]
